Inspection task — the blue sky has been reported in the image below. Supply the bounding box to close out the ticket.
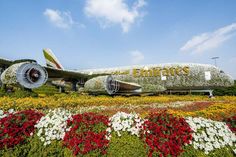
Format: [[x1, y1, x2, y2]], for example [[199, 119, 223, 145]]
[[0, 0, 236, 78]]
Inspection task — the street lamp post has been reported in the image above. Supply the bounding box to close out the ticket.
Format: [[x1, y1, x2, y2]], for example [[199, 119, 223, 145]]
[[211, 57, 219, 67]]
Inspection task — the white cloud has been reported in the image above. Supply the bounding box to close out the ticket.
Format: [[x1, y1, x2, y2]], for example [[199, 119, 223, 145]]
[[180, 23, 236, 53], [130, 50, 144, 64], [84, 0, 146, 32], [44, 9, 74, 29]]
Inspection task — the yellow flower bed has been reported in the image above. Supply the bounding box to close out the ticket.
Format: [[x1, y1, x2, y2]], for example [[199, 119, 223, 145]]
[[0, 95, 205, 110], [0, 95, 235, 119], [168, 102, 236, 120]]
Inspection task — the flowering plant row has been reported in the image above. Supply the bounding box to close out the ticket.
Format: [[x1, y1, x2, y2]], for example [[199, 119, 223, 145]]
[[186, 117, 236, 154], [106, 112, 145, 139], [143, 112, 193, 157], [0, 109, 43, 149], [225, 115, 236, 133], [35, 108, 72, 146], [0, 108, 236, 156], [2, 95, 235, 111], [63, 112, 110, 156]]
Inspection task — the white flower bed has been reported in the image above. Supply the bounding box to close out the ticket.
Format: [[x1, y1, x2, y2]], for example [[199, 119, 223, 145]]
[[0, 109, 15, 119], [106, 112, 145, 140], [0, 109, 6, 119], [35, 108, 72, 146], [186, 117, 236, 154]]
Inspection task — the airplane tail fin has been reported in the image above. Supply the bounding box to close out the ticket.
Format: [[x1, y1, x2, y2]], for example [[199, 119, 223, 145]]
[[43, 48, 64, 70]]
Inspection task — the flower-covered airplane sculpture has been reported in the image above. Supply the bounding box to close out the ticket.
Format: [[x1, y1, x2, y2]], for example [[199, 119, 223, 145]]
[[0, 49, 234, 96]]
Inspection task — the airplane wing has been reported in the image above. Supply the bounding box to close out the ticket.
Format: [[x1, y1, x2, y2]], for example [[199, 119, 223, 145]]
[[45, 67, 108, 80], [0, 58, 13, 68], [0, 57, 108, 81], [45, 67, 88, 79]]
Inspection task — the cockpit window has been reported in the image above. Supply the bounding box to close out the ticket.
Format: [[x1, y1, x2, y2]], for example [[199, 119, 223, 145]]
[[220, 70, 224, 73]]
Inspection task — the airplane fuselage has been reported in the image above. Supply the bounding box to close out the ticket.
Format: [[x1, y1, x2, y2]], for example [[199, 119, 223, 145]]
[[81, 63, 234, 94]]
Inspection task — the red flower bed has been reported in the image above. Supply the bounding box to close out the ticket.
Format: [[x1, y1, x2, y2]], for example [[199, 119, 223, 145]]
[[63, 113, 109, 156], [143, 111, 192, 157], [225, 115, 236, 133], [0, 110, 44, 149]]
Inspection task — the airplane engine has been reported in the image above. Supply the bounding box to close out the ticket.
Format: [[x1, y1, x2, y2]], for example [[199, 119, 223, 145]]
[[0, 62, 48, 89], [84, 76, 119, 95]]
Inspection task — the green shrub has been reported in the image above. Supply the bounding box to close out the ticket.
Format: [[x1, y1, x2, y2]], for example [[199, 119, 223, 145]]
[[0, 135, 73, 157], [11, 90, 38, 98], [27, 135, 73, 157], [213, 80, 236, 96], [0, 88, 6, 97], [179, 146, 208, 157], [207, 147, 235, 157], [33, 85, 60, 96], [107, 131, 147, 157], [0, 142, 31, 157], [0, 88, 38, 98], [0, 133, 235, 157], [180, 145, 235, 157]]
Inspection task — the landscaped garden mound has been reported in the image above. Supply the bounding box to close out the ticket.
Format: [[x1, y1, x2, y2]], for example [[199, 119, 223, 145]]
[[0, 108, 235, 157]]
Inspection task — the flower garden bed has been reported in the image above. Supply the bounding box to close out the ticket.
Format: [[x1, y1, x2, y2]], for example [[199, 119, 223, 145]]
[[0, 107, 235, 157], [0, 95, 236, 118], [1, 95, 236, 111]]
